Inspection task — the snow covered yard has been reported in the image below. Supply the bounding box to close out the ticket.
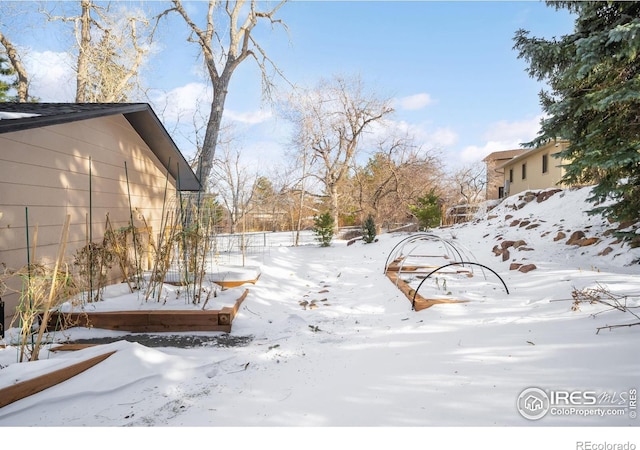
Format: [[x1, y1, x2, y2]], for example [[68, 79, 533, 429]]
[[0, 186, 638, 446]]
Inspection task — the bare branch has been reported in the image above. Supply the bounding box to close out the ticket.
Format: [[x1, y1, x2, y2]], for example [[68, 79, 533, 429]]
[[571, 284, 640, 334]]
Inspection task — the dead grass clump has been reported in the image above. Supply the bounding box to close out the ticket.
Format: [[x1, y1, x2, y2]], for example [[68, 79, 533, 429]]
[[9, 263, 79, 362]]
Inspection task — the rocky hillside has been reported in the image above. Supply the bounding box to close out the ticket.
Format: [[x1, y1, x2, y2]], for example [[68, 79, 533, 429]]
[[445, 186, 640, 273]]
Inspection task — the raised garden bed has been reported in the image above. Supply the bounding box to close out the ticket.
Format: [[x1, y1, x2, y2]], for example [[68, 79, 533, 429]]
[[43, 288, 249, 333], [34, 265, 262, 334], [385, 264, 467, 311], [0, 350, 116, 409], [162, 265, 261, 288]]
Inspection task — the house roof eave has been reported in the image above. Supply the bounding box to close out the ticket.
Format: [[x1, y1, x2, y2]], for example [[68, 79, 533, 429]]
[[495, 140, 570, 171], [123, 107, 201, 191], [0, 103, 201, 191], [482, 148, 527, 163]]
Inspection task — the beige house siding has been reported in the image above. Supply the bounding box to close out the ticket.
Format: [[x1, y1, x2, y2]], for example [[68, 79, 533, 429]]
[[0, 113, 182, 328], [500, 140, 572, 197], [483, 149, 527, 200]]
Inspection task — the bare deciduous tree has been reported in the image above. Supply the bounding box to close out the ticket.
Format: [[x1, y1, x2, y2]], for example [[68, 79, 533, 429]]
[[451, 162, 487, 206], [440, 162, 487, 224], [350, 132, 444, 229], [248, 174, 289, 232], [157, 0, 288, 188], [285, 75, 394, 230], [45, 0, 153, 102], [210, 138, 258, 234], [280, 116, 322, 244]]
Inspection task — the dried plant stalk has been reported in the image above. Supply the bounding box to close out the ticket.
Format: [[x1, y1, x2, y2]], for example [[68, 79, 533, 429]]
[[571, 283, 640, 334], [30, 215, 71, 361]]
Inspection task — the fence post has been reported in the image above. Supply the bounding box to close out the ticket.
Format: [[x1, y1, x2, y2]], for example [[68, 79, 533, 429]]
[[1, 298, 4, 339]]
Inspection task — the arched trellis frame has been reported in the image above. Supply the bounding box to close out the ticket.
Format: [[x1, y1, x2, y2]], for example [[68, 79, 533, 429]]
[[384, 233, 473, 274], [411, 261, 510, 310]]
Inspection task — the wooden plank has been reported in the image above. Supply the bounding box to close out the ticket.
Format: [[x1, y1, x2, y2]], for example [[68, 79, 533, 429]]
[[386, 260, 473, 278], [46, 311, 226, 333], [233, 289, 250, 314], [146, 310, 219, 332], [0, 351, 116, 409], [50, 344, 98, 352], [386, 271, 467, 312], [393, 270, 473, 276], [386, 265, 441, 272], [214, 278, 259, 288], [218, 289, 249, 326]]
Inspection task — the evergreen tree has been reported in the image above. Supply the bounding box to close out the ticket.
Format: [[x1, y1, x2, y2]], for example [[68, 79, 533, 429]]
[[0, 55, 14, 101], [514, 1, 640, 236], [362, 214, 377, 244], [313, 212, 334, 247], [409, 190, 442, 229]]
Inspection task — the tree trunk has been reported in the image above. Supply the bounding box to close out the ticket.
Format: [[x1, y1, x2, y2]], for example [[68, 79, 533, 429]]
[[330, 183, 340, 232], [0, 31, 29, 102], [167, 0, 286, 191], [294, 188, 305, 246], [75, 0, 92, 103], [294, 148, 310, 246], [198, 73, 229, 188]]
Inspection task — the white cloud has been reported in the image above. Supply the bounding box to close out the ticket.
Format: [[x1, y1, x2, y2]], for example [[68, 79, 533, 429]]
[[240, 139, 283, 170], [147, 82, 276, 162], [150, 83, 272, 126], [225, 109, 272, 125], [459, 141, 517, 165], [149, 82, 211, 123], [483, 116, 543, 143], [24, 50, 75, 102], [395, 92, 434, 111], [455, 116, 544, 165], [429, 127, 458, 148], [350, 119, 458, 169], [373, 119, 458, 150]]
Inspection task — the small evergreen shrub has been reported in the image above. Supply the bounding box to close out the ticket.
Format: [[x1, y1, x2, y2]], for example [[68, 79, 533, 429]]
[[362, 214, 377, 243], [313, 212, 334, 247]]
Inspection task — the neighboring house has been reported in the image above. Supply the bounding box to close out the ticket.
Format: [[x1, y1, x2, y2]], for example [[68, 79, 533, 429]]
[[498, 140, 571, 198], [483, 148, 527, 200], [0, 103, 200, 332]]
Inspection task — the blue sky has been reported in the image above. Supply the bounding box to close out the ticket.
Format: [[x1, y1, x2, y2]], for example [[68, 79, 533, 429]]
[[5, 1, 577, 172]]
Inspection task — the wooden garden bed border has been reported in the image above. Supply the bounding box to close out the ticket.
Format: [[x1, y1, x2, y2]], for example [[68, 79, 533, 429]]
[[385, 270, 467, 311], [43, 289, 250, 333], [0, 350, 116, 409]]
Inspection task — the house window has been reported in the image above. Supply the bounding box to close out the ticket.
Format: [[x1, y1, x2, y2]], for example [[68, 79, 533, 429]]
[[542, 154, 549, 174], [509, 168, 513, 183], [522, 163, 527, 180]]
